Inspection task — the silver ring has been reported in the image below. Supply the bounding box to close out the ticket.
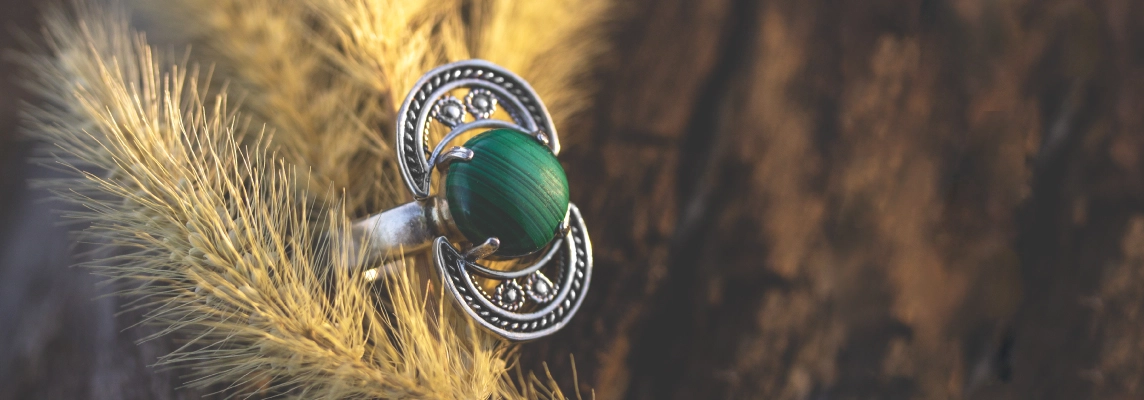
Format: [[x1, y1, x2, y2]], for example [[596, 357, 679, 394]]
[[352, 59, 593, 341]]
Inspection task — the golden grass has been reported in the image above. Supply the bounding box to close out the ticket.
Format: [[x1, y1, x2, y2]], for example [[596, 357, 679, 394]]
[[20, 0, 607, 398]]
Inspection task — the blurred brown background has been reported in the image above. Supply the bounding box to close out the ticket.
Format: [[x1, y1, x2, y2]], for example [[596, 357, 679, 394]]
[[3, 0, 1144, 399]]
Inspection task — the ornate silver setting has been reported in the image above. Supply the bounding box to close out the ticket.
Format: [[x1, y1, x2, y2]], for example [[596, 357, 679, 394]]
[[465, 88, 498, 119], [493, 280, 527, 311], [433, 204, 592, 341], [524, 272, 557, 303], [380, 59, 591, 341], [432, 96, 465, 127], [396, 59, 560, 201]]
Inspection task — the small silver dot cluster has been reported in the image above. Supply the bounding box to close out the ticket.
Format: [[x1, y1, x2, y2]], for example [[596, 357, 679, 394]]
[[493, 280, 526, 311], [440, 224, 589, 335], [398, 64, 554, 199], [465, 89, 498, 119], [432, 88, 500, 127], [524, 272, 556, 303], [432, 96, 465, 127]]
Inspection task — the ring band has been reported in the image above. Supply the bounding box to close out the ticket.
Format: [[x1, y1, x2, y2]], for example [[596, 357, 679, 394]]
[[352, 59, 593, 341]]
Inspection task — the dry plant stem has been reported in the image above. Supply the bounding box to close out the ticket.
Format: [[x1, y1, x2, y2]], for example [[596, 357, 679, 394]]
[[130, 0, 399, 213], [304, 0, 610, 150], [21, 2, 596, 398]]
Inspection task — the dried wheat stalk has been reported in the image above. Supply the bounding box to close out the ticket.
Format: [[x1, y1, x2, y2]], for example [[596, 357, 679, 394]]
[[19, 0, 607, 398]]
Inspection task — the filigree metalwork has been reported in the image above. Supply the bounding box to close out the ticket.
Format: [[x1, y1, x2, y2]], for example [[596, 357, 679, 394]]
[[432, 96, 465, 127], [396, 59, 560, 200], [465, 88, 498, 119], [433, 204, 592, 341], [392, 59, 590, 341], [524, 272, 557, 303], [493, 280, 526, 311]]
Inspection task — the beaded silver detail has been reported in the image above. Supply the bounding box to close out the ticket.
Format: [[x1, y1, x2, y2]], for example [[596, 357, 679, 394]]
[[380, 59, 591, 341], [465, 88, 498, 119], [493, 280, 527, 311], [396, 59, 560, 200], [432, 96, 465, 127], [433, 204, 592, 341], [524, 272, 557, 303]]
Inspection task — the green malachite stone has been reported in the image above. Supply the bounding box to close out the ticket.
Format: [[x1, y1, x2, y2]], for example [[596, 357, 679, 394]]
[[445, 128, 570, 257]]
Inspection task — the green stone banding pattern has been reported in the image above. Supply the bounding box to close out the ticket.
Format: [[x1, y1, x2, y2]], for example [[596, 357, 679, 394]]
[[446, 128, 569, 257]]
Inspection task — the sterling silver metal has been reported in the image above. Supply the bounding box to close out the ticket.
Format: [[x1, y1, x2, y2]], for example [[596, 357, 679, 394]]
[[353, 59, 592, 341], [398, 59, 559, 201], [351, 198, 451, 258], [435, 146, 474, 172], [463, 237, 501, 260], [435, 204, 591, 340]]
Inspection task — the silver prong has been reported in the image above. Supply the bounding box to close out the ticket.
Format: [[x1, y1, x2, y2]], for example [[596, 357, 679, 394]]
[[557, 217, 571, 237], [534, 130, 550, 147], [556, 206, 571, 237], [435, 146, 474, 172], [464, 237, 500, 260]]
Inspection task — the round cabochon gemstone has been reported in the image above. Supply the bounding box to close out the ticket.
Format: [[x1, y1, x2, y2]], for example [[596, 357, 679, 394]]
[[445, 128, 570, 257]]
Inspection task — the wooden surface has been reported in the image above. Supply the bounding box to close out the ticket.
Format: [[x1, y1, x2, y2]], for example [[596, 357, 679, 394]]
[[3, 0, 1144, 399], [534, 0, 1144, 399]]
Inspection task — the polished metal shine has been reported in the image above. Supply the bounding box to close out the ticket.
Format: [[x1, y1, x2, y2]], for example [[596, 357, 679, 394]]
[[397, 59, 560, 201], [353, 59, 592, 341]]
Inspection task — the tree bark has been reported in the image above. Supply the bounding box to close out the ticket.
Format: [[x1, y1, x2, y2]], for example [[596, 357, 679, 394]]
[[533, 0, 1144, 399]]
